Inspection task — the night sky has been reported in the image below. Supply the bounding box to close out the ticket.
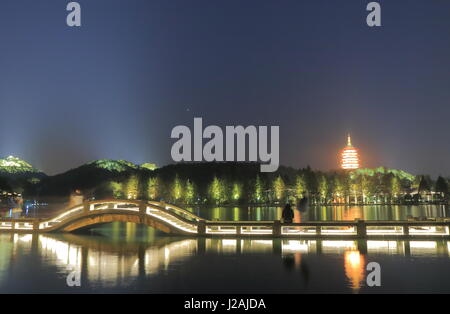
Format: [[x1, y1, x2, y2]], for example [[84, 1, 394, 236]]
[[0, 0, 449, 176]]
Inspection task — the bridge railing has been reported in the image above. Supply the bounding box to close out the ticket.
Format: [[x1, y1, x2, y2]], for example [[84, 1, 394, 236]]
[[201, 220, 450, 237], [38, 200, 147, 230], [148, 201, 204, 223], [0, 218, 36, 231], [39, 205, 85, 229], [2, 200, 450, 238]]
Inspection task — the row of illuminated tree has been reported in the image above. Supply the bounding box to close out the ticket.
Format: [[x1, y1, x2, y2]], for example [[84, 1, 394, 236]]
[[92, 167, 449, 205]]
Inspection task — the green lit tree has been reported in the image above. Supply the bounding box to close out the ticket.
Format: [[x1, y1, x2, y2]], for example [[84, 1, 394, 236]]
[[171, 174, 183, 202], [360, 175, 372, 203], [125, 174, 140, 200], [337, 173, 351, 203], [381, 173, 393, 203], [110, 181, 123, 199], [350, 177, 359, 204], [147, 176, 161, 200], [273, 175, 285, 201], [209, 176, 225, 204], [303, 166, 318, 203], [294, 174, 307, 199], [390, 176, 401, 199], [318, 174, 329, 204], [252, 175, 264, 203], [231, 182, 243, 202], [184, 179, 196, 204]]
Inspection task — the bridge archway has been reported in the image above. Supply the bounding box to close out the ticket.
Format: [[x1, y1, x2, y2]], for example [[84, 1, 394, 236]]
[[57, 212, 175, 233], [38, 200, 202, 235]]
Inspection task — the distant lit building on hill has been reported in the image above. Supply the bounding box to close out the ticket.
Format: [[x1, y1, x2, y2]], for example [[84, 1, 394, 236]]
[[341, 134, 360, 170]]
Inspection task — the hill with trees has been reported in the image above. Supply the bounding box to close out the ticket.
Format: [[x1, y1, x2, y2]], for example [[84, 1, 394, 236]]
[[0, 156, 448, 206]]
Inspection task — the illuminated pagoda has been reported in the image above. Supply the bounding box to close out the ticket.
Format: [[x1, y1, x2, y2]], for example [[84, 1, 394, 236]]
[[341, 134, 360, 170]]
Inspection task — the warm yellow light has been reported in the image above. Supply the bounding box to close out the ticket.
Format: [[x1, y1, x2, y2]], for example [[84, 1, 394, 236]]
[[344, 250, 365, 291], [341, 134, 360, 169]]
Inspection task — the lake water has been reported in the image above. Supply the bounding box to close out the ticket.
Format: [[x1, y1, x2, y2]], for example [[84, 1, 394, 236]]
[[1, 205, 449, 293], [189, 204, 449, 222]]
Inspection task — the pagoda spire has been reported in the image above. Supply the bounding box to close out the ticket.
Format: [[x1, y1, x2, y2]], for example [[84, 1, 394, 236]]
[[347, 133, 352, 147]]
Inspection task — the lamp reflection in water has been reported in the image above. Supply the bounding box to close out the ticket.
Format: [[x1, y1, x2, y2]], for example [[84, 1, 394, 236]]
[[282, 241, 305, 269], [367, 241, 399, 255], [37, 235, 199, 287], [410, 241, 439, 256], [344, 250, 365, 292], [145, 239, 197, 274], [2, 233, 450, 292], [40, 236, 82, 279]]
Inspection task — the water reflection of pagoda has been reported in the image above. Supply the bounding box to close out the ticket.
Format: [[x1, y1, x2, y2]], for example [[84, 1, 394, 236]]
[[341, 134, 360, 170]]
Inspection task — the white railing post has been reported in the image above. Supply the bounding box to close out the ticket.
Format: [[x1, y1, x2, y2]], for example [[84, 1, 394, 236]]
[[273, 221, 281, 237], [83, 202, 90, 214], [403, 224, 409, 236], [197, 220, 206, 235], [139, 202, 146, 215]]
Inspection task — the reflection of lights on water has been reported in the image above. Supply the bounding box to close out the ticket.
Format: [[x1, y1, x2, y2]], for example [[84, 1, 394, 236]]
[[322, 241, 356, 248], [145, 239, 197, 274], [409, 241, 439, 257], [282, 240, 311, 253], [322, 241, 357, 254], [250, 240, 272, 246], [410, 241, 437, 249], [242, 240, 273, 253], [88, 251, 139, 285], [222, 239, 237, 246], [206, 239, 237, 253], [39, 236, 198, 286], [220, 239, 237, 253], [346, 251, 362, 266], [14, 234, 33, 243], [39, 236, 82, 272], [367, 241, 398, 253], [367, 241, 397, 249], [10, 234, 450, 290], [343, 207, 362, 221], [344, 250, 365, 292]]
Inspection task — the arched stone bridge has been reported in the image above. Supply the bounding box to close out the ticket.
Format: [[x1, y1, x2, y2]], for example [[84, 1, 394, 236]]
[[37, 200, 202, 234], [1, 199, 450, 238]]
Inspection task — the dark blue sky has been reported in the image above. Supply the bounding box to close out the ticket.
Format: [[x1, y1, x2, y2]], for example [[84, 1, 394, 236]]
[[0, 0, 449, 176]]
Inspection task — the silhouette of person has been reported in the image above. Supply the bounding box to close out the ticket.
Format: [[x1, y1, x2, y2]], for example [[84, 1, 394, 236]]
[[282, 203, 294, 223]]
